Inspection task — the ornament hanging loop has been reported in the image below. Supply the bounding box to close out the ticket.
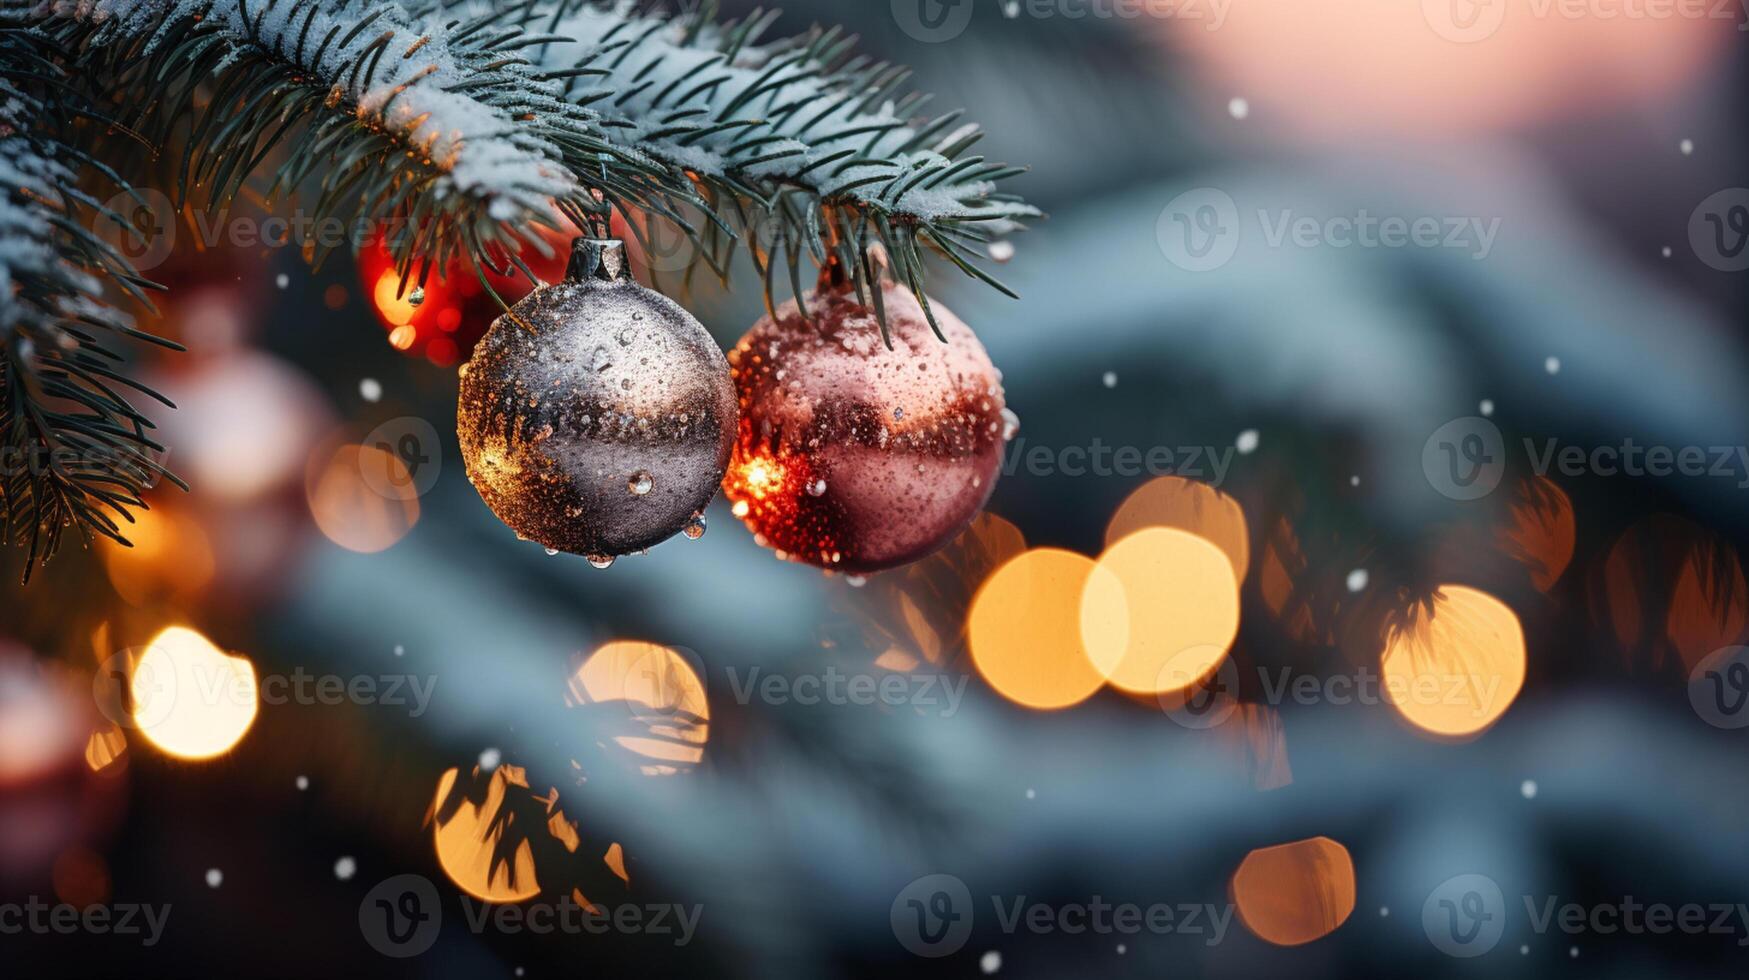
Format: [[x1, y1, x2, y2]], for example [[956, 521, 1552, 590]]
[[567, 237, 632, 283]]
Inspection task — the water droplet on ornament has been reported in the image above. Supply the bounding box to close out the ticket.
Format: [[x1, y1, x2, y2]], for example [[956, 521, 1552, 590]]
[[408, 285, 426, 307], [846, 575, 867, 588], [806, 479, 827, 497], [988, 240, 1015, 263], [587, 554, 615, 569], [544, 547, 559, 556], [618, 327, 635, 345], [628, 470, 653, 495], [893, 407, 905, 421], [1000, 407, 1020, 440], [683, 513, 706, 539]]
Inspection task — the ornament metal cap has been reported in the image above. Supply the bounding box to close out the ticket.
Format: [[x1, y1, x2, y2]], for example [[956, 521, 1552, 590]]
[[566, 237, 631, 283]]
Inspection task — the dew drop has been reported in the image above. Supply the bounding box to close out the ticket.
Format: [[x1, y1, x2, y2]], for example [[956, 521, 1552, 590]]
[[806, 479, 827, 497], [892, 407, 905, 421], [544, 547, 559, 556], [683, 512, 707, 539], [618, 327, 635, 345], [988, 240, 1015, 264], [846, 575, 867, 588], [407, 285, 426, 307], [587, 554, 615, 569], [628, 470, 654, 495]]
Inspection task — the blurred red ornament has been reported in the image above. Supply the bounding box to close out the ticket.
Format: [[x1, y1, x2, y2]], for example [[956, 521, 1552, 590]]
[[358, 222, 582, 366], [723, 279, 1009, 573]]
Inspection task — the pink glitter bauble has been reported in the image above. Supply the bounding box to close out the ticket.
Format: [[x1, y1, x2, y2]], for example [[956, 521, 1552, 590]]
[[723, 281, 1009, 573]]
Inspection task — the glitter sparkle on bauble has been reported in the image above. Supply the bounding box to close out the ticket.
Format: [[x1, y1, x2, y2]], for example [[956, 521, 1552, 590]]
[[722, 279, 1010, 573]]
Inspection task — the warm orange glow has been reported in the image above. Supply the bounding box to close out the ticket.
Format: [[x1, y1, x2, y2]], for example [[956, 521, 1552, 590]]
[[969, 549, 1112, 710], [1231, 836, 1356, 946], [568, 642, 709, 774], [1667, 544, 1748, 672], [1380, 586, 1525, 738], [305, 444, 419, 553], [84, 725, 127, 773], [740, 457, 784, 498], [1081, 528, 1242, 694], [372, 270, 419, 325], [1106, 476, 1251, 582], [1498, 477, 1575, 593], [130, 626, 258, 760], [1597, 516, 1747, 671], [432, 766, 542, 903], [99, 504, 216, 606], [387, 324, 418, 350]]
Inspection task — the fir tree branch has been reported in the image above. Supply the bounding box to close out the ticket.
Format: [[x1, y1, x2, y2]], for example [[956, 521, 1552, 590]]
[[0, 0, 1037, 572]]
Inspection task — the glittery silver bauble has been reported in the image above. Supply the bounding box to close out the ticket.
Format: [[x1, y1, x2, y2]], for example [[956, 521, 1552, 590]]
[[723, 279, 1008, 572], [457, 239, 736, 559]]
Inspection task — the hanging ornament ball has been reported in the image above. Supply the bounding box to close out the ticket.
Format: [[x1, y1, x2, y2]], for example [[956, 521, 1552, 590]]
[[457, 239, 736, 560], [723, 279, 1009, 573]]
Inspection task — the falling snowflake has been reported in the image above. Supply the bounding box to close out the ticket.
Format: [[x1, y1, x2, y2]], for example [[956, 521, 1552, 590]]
[[359, 378, 382, 402], [205, 869, 223, 889], [1544, 357, 1561, 375], [1521, 779, 1538, 799], [1228, 96, 1250, 120], [295, 775, 309, 791], [1346, 569, 1368, 592], [1236, 429, 1260, 454], [334, 856, 357, 880], [980, 951, 1002, 974], [479, 747, 502, 771], [1102, 371, 1117, 389]]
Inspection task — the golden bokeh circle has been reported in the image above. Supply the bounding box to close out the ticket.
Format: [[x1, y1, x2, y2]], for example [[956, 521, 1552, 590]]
[[968, 549, 1113, 710], [1081, 528, 1241, 694], [1379, 585, 1525, 738]]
